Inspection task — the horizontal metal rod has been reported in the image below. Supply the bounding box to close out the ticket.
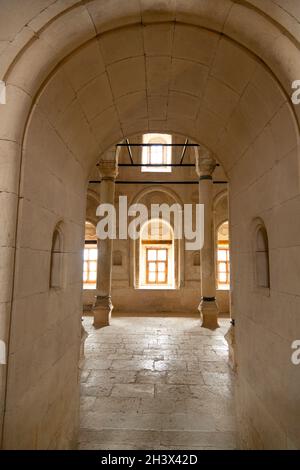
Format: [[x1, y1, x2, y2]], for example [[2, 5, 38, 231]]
[[118, 163, 195, 167], [141, 240, 172, 245], [115, 181, 198, 184], [89, 180, 228, 185], [97, 162, 220, 167], [116, 143, 200, 147]]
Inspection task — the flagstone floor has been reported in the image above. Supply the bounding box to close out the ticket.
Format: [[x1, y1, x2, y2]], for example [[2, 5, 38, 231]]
[[78, 314, 236, 450]]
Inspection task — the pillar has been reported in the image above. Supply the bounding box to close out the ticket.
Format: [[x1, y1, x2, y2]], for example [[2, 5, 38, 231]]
[[93, 159, 118, 328], [196, 151, 219, 329]]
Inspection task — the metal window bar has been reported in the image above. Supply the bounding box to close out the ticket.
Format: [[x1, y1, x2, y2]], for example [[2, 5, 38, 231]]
[[89, 180, 228, 184], [116, 143, 200, 147], [125, 138, 134, 164], [179, 138, 189, 165]]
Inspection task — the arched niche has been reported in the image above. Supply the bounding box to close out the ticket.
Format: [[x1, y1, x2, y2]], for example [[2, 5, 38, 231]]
[[253, 221, 270, 291], [113, 250, 123, 266], [193, 252, 200, 266], [50, 222, 63, 289]]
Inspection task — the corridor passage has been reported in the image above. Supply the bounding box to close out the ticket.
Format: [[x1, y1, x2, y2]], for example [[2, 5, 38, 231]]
[[79, 315, 236, 450]]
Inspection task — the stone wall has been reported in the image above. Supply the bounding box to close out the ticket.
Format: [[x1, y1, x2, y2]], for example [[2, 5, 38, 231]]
[[0, 0, 299, 450], [1, 86, 89, 449], [229, 92, 300, 449]]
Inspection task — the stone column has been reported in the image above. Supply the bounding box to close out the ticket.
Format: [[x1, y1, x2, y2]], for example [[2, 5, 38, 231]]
[[93, 159, 118, 328], [196, 150, 219, 329]]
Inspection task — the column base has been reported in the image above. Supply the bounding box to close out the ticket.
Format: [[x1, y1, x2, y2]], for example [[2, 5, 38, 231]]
[[225, 321, 237, 371], [93, 295, 113, 329], [198, 297, 219, 330]]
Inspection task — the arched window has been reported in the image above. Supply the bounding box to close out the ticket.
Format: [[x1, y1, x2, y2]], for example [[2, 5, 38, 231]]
[[50, 224, 63, 289], [142, 133, 172, 172], [255, 224, 270, 289], [83, 221, 97, 289], [216, 221, 230, 290], [139, 219, 174, 288]]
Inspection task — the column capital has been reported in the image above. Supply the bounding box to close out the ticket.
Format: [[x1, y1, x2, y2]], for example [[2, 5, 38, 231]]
[[195, 148, 217, 179], [98, 159, 118, 180]]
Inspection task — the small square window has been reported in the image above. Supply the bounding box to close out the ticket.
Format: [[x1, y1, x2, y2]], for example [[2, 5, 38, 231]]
[[141, 133, 172, 172], [145, 247, 168, 285]]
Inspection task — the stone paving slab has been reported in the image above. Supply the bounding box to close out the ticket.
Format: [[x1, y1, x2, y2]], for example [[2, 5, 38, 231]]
[[79, 315, 237, 449]]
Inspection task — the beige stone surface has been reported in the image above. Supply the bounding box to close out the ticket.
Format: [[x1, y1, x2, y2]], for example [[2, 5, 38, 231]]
[[0, 0, 299, 451], [79, 315, 236, 450]]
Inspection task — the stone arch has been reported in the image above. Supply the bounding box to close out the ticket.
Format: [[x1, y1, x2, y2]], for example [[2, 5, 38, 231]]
[[0, 1, 300, 451], [2, 3, 300, 107], [86, 190, 100, 226], [84, 220, 97, 240], [131, 185, 184, 207], [87, 189, 100, 204], [216, 219, 230, 236], [213, 189, 229, 230], [129, 185, 184, 289], [213, 189, 228, 211]]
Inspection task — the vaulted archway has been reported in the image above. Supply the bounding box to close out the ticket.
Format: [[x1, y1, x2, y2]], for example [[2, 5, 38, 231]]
[[0, 0, 300, 450]]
